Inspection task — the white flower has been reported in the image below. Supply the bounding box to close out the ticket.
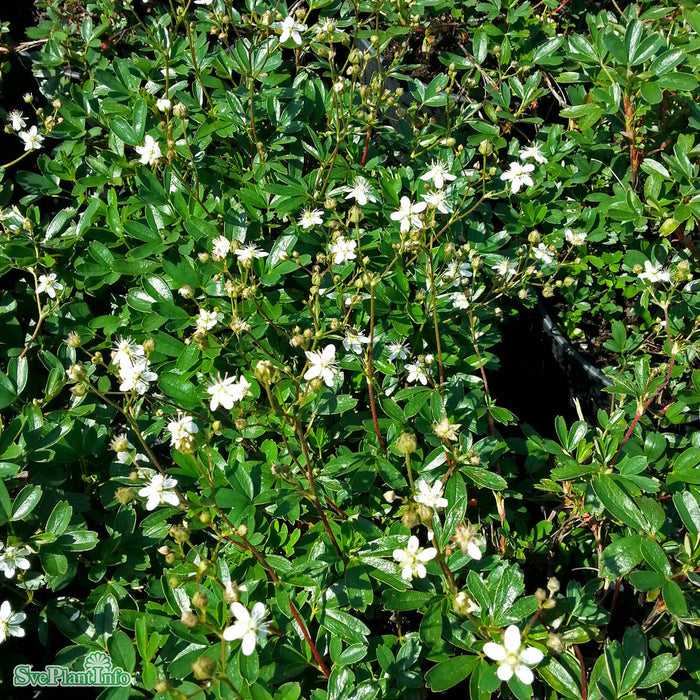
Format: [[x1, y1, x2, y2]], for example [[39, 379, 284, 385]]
[[8, 110, 26, 131], [194, 0, 214, 4], [453, 292, 470, 309], [420, 160, 456, 190], [483, 625, 544, 685], [112, 337, 146, 372], [316, 18, 339, 37], [36, 273, 63, 299], [211, 236, 231, 260], [638, 260, 671, 283], [156, 98, 171, 112], [222, 602, 269, 655], [453, 522, 484, 560], [196, 309, 220, 332], [0, 601, 26, 644], [433, 417, 461, 442], [167, 412, 199, 451], [110, 433, 136, 464], [19, 126, 44, 152], [304, 344, 339, 387], [135, 135, 162, 166], [235, 244, 268, 264], [343, 328, 370, 354], [138, 474, 180, 511], [519, 145, 547, 164], [387, 341, 409, 361], [405, 361, 429, 385], [344, 176, 377, 206], [390, 196, 427, 233], [392, 536, 437, 581], [445, 260, 472, 285], [500, 162, 535, 193], [492, 259, 517, 278], [207, 374, 251, 411], [298, 208, 323, 229], [230, 316, 251, 335], [564, 228, 587, 246], [533, 243, 554, 265], [273, 16, 307, 45], [422, 189, 452, 214], [414, 479, 448, 510], [329, 235, 357, 265], [0, 544, 31, 579], [119, 359, 158, 394]]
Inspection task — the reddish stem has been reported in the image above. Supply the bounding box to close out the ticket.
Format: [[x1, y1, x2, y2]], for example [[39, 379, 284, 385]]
[[361, 130, 371, 166], [610, 356, 675, 467], [574, 645, 588, 700], [289, 601, 330, 678]]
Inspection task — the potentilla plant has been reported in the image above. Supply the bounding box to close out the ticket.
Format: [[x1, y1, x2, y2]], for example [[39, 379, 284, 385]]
[[0, 0, 698, 699]]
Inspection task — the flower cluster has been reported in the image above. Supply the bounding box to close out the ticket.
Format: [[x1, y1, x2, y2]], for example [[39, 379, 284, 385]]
[[112, 337, 158, 395], [207, 373, 252, 411]]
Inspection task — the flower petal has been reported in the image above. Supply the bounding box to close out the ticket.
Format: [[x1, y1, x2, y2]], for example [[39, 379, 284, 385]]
[[483, 642, 506, 661], [497, 663, 514, 682], [519, 646, 544, 666], [504, 625, 522, 654], [515, 664, 534, 685]]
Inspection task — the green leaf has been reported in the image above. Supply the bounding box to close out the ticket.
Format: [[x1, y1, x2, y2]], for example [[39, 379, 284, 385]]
[[11, 485, 42, 521], [629, 570, 665, 591], [110, 117, 138, 146], [640, 539, 671, 576], [382, 590, 434, 611], [345, 562, 373, 611], [592, 475, 649, 531], [40, 545, 69, 576], [637, 653, 680, 688], [657, 72, 698, 91], [426, 655, 479, 692], [673, 491, 700, 535], [108, 629, 136, 673], [649, 49, 684, 75], [538, 656, 582, 699], [462, 464, 507, 490], [46, 501, 73, 536], [600, 535, 643, 578], [320, 607, 370, 644], [419, 601, 443, 646], [336, 644, 368, 666], [158, 372, 199, 409], [662, 580, 687, 617]]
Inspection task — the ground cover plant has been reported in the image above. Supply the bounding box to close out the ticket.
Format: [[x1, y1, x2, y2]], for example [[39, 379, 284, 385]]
[[0, 0, 700, 698]]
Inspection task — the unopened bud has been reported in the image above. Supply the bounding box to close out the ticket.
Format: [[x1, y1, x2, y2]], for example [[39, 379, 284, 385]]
[[181, 610, 199, 628], [115, 487, 135, 505], [402, 509, 420, 529], [192, 591, 208, 609], [191, 656, 216, 680], [396, 432, 418, 455]]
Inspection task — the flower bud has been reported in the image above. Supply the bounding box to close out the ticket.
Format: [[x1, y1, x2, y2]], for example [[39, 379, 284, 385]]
[[396, 432, 418, 455], [547, 577, 560, 594], [70, 384, 87, 396], [535, 588, 548, 603], [237, 524, 248, 537], [198, 252, 210, 263], [66, 363, 87, 382], [142, 338, 156, 354], [192, 591, 208, 609], [402, 509, 420, 529], [478, 139, 493, 156], [165, 553, 176, 564], [173, 102, 188, 118], [254, 359, 280, 386], [115, 487, 135, 505], [168, 576, 180, 588], [67, 332, 81, 348], [383, 490, 397, 504], [155, 680, 169, 693], [528, 230, 541, 244], [181, 610, 199, 628], [547, 633, 565, 654], [170, 524, 190, 543], [91, 351, 103, 365], [191, 656, 216, 681]]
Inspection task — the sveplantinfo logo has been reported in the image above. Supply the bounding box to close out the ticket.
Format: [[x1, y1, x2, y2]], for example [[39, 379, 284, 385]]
[[13, 651, 132, 688]]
